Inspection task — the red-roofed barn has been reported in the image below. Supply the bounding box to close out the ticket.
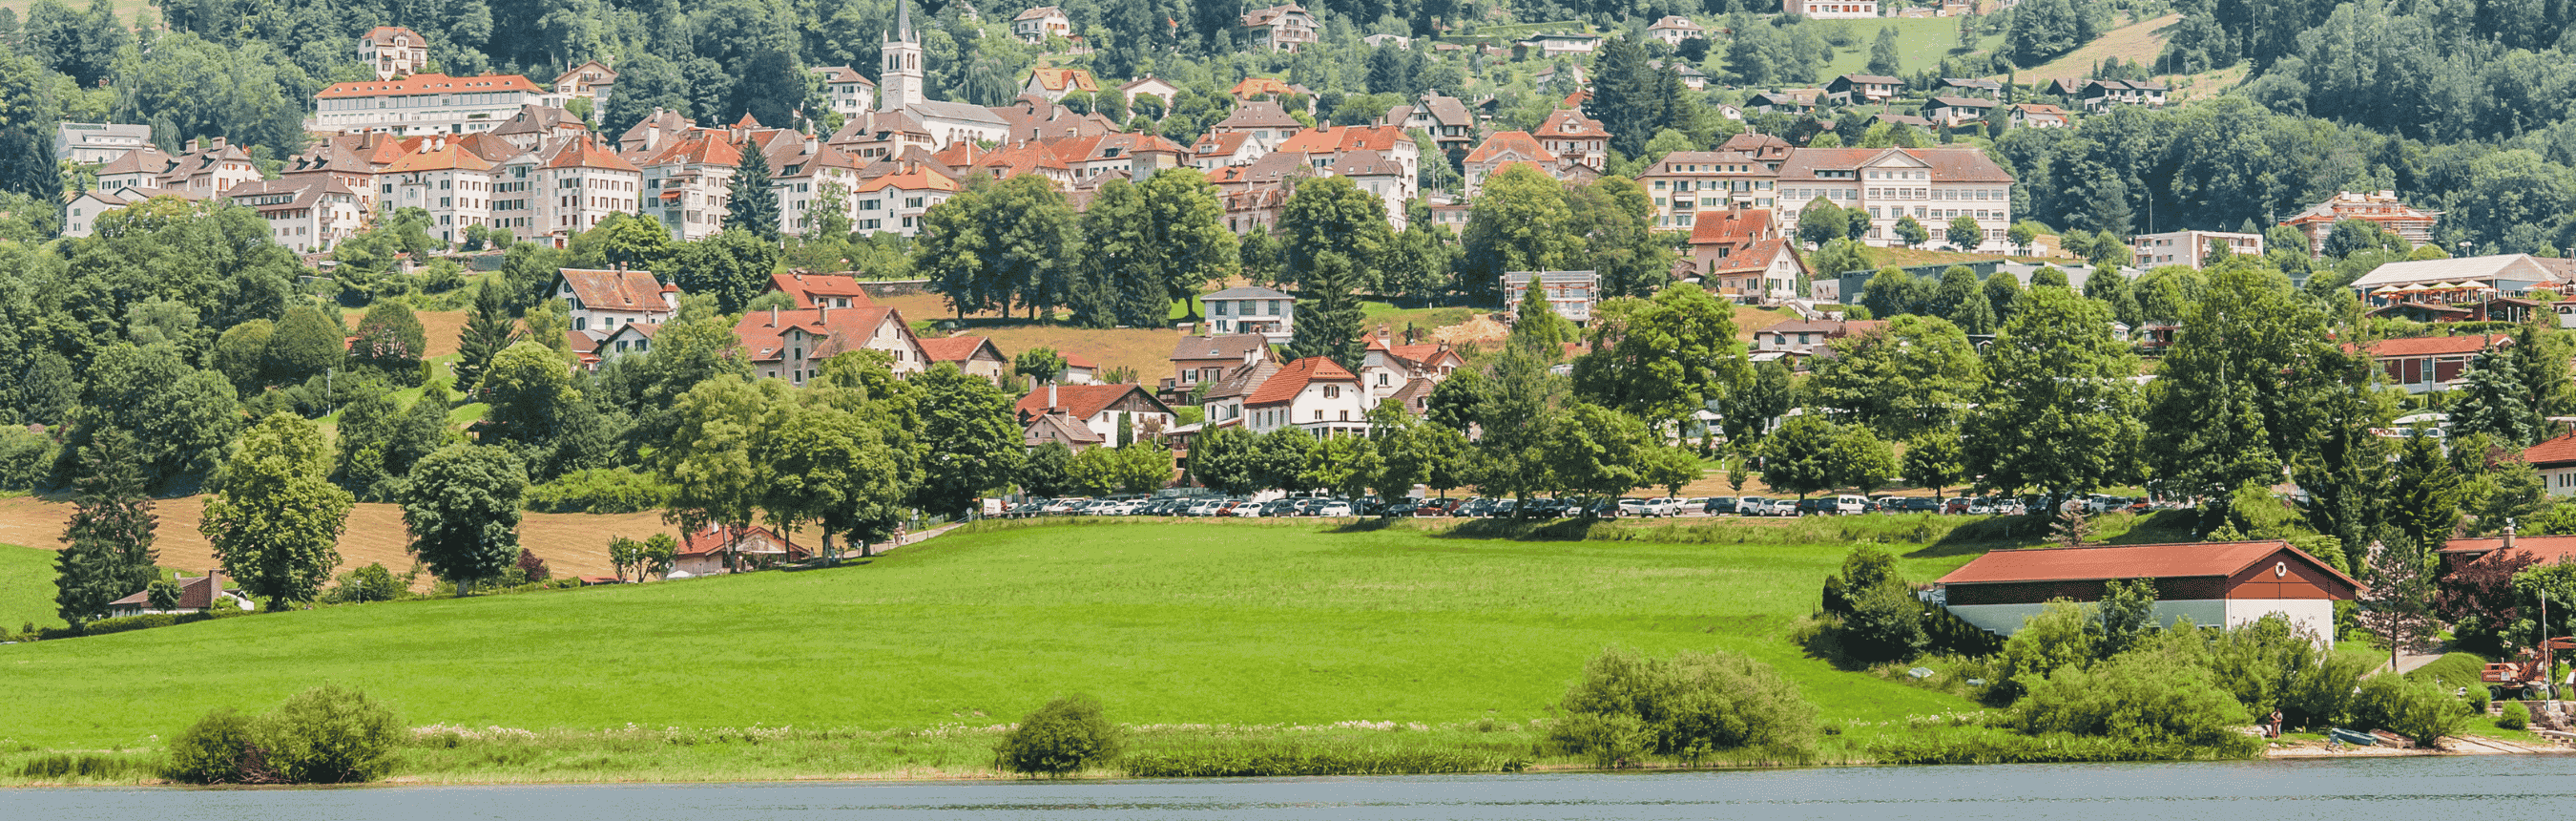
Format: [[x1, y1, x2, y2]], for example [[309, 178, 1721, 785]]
[[1935, 541, 2359, 644]]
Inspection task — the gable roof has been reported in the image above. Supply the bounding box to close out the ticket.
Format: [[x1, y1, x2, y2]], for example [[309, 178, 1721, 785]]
[[814, 65, 875, 86], [1025, 411, 1106, 445], [1246, 356, 1358, 406], [2348, 254, 2557, 290], [1465, 131, 1557, 164], [2440, 534, 2576, 558], [2361, 333, 2510, 358], [318, 73, 543, 99], [1205, 285, 1294, 301], [1535, 108, 1610, 139], [1702, 239, 1804, 278], [1015, 383, 1167, 420], [2524, 432, 2576, 468], [1688, 208, 1776, 246], [730, 305, 910, 365], [1173, 334, 1271, 361], [1937, 540, 2361, 591], [1215, 100, 1303, 130], [918, 335, 1005, 364], [543, 135, 641, 172], [678, 524, 809, 559], [1027, 67, 1099, 93], [107, 574, 239, 610], [557, 268, 674, 312], [766, 271, 880, 309], [1274, 124, 1406, 154]]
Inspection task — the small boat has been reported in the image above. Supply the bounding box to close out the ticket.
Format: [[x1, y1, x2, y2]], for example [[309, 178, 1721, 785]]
[[2328, 727, 2379, 747]]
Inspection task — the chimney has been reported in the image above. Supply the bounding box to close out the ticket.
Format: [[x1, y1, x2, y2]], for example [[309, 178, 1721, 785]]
[[818, 303, 830, 323], [211, 136, 227, 151], [1049, 382, 1058, 410], [770, 305, 779, 327], [186, 137, 200, 154], [2505, 517, 2518, 551]]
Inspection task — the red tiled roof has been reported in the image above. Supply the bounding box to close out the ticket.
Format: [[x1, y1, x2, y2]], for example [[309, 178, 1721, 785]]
[[544, 136, 641, 173], [2362, 334, 2510, 358], [731, 305, 905, 364], [2525, 432, 2576, 468], [1465, 131, 1555, 164], [678, 523, 810, 558], [2441, 535, 2576, 557], [1246, 356, 1357, 407], [318, 73, 542, 99], [1688, 208, 1775, 246], [557, 268, 673, 313], [918, 335, 1002, 364], [1937, 540, 2361, 590], [766, 271, 880, 309], [1274, 124, 1405, 154], [1534, 108, 1610, 139], [1028, 67, 1099, 93]]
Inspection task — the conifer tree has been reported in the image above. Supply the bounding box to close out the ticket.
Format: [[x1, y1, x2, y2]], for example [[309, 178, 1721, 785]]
[[725, 143, 779, 241], [1286, 252, 1368, 371], [453, 281, 518, 395], [53, 431, 157, 627]]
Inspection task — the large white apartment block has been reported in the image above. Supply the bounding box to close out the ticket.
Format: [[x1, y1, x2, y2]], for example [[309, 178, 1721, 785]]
[[1639, 150, 1779, 228], [1776, 147, 2014, 251], [315, 74, 551, 137], [378, 137, 496, 244], [54, 122, 152, 165], [1785, 0, 1880, 18], [225, 179, 367, 254], [2131, 230, 2264, 269]]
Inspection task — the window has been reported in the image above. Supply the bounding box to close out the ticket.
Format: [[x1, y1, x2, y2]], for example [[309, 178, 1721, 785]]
[[1324, 385, 1340, 399]]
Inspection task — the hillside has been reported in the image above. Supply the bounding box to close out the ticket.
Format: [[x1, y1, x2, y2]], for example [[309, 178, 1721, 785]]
[[0, 496, 674, 590], [1815, 16, 2001, 81], [2007, 13, 2180, 86], [0, 519, 1986, 750]]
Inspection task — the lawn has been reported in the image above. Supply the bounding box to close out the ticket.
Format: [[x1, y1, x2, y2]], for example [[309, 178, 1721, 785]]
[[0, 519, 1986, 750], [2010, 13, 2179, 86], [0, 542, 61, 633], [1813, 16, 1998, 84]]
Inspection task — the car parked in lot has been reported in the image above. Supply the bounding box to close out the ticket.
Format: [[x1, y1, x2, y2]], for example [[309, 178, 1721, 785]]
[[1735, 496, 1770, 516], [1830, 495, 1868, 516], [1313, 499, 1355, 516], [1891, 496, 1942, 513]]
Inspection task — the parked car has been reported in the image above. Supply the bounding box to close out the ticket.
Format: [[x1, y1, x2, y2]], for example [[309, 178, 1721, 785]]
[[1892, 496, 1942, 514], [1417, 498, 1461, 516], [1616, 497, 1651, 516], [1527, 498, 1570, 518], [1697, 497, 1734, 516], [1831, 495, 1868, 516], [1582, 500, 1621, 517], [1456, 497, 1493, 517], [1382, 499, 1421, 516], [1965, 497, 1997, 516], [1942, 497, 1972, 515], [1259, 499, 1298, 516], [1637, 497, 1682, 516], [1735, 496, 1771, 516], [1485, 498, 1519, 517], [1314, 499, 1355, 516], [1792, 497, 1831, 516], [1997, 498, 2028, 516]]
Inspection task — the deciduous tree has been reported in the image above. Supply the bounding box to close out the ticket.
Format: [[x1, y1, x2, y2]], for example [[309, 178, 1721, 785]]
[[201, 413, 354, 611], [398, 445, 529, 595]]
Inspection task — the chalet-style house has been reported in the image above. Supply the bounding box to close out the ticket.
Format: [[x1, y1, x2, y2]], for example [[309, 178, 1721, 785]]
[[553, 267, 677, 333], [1015, 383, 1176, 445], [1241, 5, 1319, 52], [1935, 541, 2358, 646], [1826, 74, 1902, 105], [732, 305, 929, 385], [918, 335, 1009, 383], [764, 270, 880, 310]]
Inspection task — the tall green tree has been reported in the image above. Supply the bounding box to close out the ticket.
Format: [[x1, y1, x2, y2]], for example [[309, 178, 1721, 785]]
[[350, 302, 427, 387], [72, 343, 240, 487], [1285, 252, 1369, 371], [1867, 26, 1903, 75], [1071, 177, 1155, 328], [916, 186, 997, 319], [910, 365, 1025, 519], [725, 142, 779, 240], [985, 175, 1080, 319], [1809, 315, 1987, 439], [1902, 430, 1967, 498], [1571, 284, 1747, 432], [2144, 263, 2337, 516], [653, 374, 780, 571], [1277, 175, 1394, 292], [757, 393, 904, 559], [1963, 287, 2143, 496], [1137, 168, 1236, 321], [2454, 346, 2541, 446], [265, 305, 347, 388], [52, 431, 157, 627], [2386, 425, 2465, 552], [1759, 413, 1841, 499], [1460, 164, 1575, 304], [1797, 197, 1848, 248], [201, 412, 354, 611], [675, 229, 781, 314], [1567, 176, 1672, 299], [1582, 35, 1664, 159], [398, 445, 529, 595]]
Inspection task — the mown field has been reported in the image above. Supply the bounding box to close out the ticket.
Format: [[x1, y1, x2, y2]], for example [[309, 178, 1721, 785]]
[[0, 542, 59, 632], [0, 518, 1997, 757]]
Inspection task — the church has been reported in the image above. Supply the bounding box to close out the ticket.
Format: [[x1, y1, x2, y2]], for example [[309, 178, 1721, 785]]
[[874, 0, 1009, 148]]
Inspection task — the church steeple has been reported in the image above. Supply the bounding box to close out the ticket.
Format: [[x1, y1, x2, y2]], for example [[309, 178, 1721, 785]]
[[879, 0, 924, 111]]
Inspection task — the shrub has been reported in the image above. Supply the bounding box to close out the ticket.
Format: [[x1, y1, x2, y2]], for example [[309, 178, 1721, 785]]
[[1999, 600, 2097, 691], [2500, 701, 2531, 730], [2015, 652, 2250, 747], [167, 686, 402, 784], [1548, 711, 1651, 768], [995, 694, 1123, 776], [164, 707, 270, 785], [1549, 645, 1820, 764], [324, 563, 406, 603], [1820, 545, 1901, 616], [2351, 674, 2467, 747], [1841, 581, 1930, 663], [525, 467, 673, 514], [0, 426, 54, 491]]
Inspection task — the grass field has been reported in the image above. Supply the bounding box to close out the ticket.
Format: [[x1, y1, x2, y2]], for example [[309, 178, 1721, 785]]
[[2012, 13, 2179, 86], [0, 542, 60, 633], [1815, 17, 1998, 83], [0, 519, 1990, 757]]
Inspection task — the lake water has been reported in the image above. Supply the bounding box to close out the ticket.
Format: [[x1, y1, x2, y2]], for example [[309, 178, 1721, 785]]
[[10, 756, 2576, 819]]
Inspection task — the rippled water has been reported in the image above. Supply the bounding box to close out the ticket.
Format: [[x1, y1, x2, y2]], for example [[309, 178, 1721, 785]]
[[10, 756, 2576, 820]]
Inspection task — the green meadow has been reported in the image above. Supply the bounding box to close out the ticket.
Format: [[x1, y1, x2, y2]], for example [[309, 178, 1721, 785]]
[[0, 543, 62, 633]]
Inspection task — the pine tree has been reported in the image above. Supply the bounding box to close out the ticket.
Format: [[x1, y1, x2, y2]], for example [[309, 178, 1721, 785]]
[[1582, 35, 1663, 158], [53, 431, 157, 627], [453, 281, 518, 395], [1867, 27, 1902, 76], [2453, 346, 2540, 445], [725, 142, 779, 241], [1286, 252, 1367, 371]]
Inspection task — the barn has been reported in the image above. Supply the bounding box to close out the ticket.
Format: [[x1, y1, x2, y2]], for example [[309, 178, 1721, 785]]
[[1933, 541, 2360, 645]]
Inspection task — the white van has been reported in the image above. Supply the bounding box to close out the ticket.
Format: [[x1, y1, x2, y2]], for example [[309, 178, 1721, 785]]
[[1831, 495, 1869, 516]]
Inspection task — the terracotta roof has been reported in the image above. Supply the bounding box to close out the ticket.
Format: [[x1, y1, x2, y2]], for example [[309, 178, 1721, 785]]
[[318, 73, 542, 99], [1702, 239, 1802, 278], [2361, 334, 2510, 358], [854, 168, 960, 194], [1015, 383, 1156, 420], [1535, 108, 1610, 139], [1246, 356, 1357, 407], [1028, 67, 1099, 93], [1172, 334, 1271, 361], [731, 305, 907, 365], [1688, 208, 1776, 246], [1275, 124, 1405, 154], [766, 271, 880, 309], [1025, 411, 1105, 445], [2525, 432, 2576, 468], [106, 575, 236, 610], [1937, 540, 2361, 591], [557, 268, 673, 313], [814, 65, 875, 85], [1215, 100, 1302, 130], [1386, 343, 1458, 367], [918, 335, 1003, 364], [543, 136, 642, 173], [1776, 147, 2013, 183], [1194, 132, 1254, 158], [1465, 131, 1556, 164], [2441, 535, 2576, 557], [381, 141, 498, 174], [677, 523, 809, 558]]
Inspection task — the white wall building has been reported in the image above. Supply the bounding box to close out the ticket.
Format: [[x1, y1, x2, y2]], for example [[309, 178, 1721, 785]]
[[315, 74, 552, 137]]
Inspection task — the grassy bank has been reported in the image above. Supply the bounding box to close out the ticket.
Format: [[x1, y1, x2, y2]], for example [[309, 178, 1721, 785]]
[[0, 517, 2232, 783]]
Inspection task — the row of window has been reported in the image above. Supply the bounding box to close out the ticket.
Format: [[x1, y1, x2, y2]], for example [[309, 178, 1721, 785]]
[[1209, 299, 1287, 317]]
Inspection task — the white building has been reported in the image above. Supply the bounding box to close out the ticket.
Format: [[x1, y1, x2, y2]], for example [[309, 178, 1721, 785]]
[[358, 26, 430, 80], [378, 136, 497, 244], [1502, 271, 1600, 326], [1776, 147, 2015, 251], [553, 267, 678, 333], [1784, 0, 1880, 18], [54, 122, 152, 165], [1244, 356, 1371, 436], [61, 188, 199, 239], [1202, 285, 1296, 342], [2131, 230, 2264, 269], [315, 73, 552, 137], [814, 66, 878, 119], [224, 179, 368, 254], [1012, 6, 1071, 43], [1647, 15, 1705, 45]]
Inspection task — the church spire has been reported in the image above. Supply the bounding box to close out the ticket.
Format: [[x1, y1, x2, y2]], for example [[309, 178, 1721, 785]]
[[888, 0, 916, 44]]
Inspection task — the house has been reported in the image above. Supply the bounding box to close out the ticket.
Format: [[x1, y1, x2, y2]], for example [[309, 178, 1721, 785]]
[[53, 122, 151, 165], [1748, 89, 1823, 115], [1532, 63, 1588, 92], [1640, 151, 1780, 226], [1202, 285, 1296, 342], [1462, 131, 1560, 197], [2130, 230, 2264, 269], [1244, 356, 1371, 435], [1166, 334, 1274, 396], [1934, 77, 2003, 98], [625, 126, 741, 242], [1934, 541, 2358, 646], [1119, 75, 1181, 108], [358, 26, 430, 79], [1647, 15, 1705, 45], [488, 104, 589, 153], [105, 572, 255, 619], [1533, 108, 1610, 171], [1395, 94, 1476, 154], [1362, 33, 1412, 49], [1358, 328, 1465, 397], [1191, 131, 1269, 171], [223, 179, 368, 254], [1754, 318, 1882, 359], [2281, 190, 2441, 255], [2525, 433, 2576, 496], [1241, 5, 1320, 52], [1775, 147, 2015, 251], [1659, 60, 1713, 90], [1209, 100, 1304, 142], [1228, 76, 1306, 103], [315, 73, 551, 136], [1826, 74, 1903, 105], [594, 321, 662, 366], [1012, 5, 1071, 43], [1501, 271, 1600, 326], [1195, 359, 1282, 428], [1015, 383, 1176, 444], [1786, 0, 1880, 18], [379, 136, 498, 244], [734, 305, 929, 384], [554, 268, 678, 333], [1701, 238, 1810, 303], [2355, 334, 2512, 393], [765, 270, 880, 309], [2006, 103, 2072, 129], [2075, 79, 2169, 112], [551, 59, 618, 111], [1025, 410, 1107, 453], [1059, 353, 1100, 384], [1023, 67, 1100, 102], [1920, 95, 1998, 128], [813, 66, 878, 118], [1517, 32, 1603, 56], [918, 335, 1009, 383], [672, 524, 811, 577], [60, 188, 180, 239]]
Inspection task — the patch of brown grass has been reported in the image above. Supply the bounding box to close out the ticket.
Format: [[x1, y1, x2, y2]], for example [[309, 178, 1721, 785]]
[[0, 496, 673, 591], [2011, 13, 2182, 85], [341, 308, 469, 358]]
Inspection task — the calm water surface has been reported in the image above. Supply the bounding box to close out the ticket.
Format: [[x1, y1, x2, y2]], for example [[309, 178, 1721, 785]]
[[11, 756, 2576, 819]]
